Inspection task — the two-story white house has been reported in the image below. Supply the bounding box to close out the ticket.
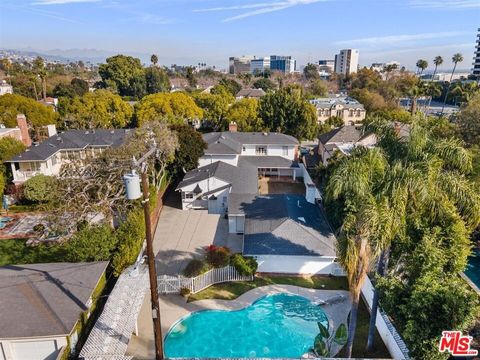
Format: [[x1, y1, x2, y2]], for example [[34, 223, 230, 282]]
[[5, 129, 132, 184]]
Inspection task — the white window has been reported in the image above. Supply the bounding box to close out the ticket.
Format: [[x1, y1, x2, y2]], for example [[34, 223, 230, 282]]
[[282, 146, 289, 156], [255, 146, 267, 155], [183, 192, 194, 200]]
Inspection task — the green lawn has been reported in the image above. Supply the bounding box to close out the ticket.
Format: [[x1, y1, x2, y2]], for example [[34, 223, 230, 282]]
[[188, 275, 391, 359], [0, 238, 65, 266]]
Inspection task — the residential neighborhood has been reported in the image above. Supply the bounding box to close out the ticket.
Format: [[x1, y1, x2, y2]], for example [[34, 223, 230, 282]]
[[1, 3, 480, 360]]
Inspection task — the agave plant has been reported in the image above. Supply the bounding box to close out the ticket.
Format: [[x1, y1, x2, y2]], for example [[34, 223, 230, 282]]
[[312, 322, 348, 357]]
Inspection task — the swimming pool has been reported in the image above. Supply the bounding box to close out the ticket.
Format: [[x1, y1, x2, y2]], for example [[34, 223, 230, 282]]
[[164, 293, 330, 358], [0, 217, 13, 230], [465, 248, 480, 290]]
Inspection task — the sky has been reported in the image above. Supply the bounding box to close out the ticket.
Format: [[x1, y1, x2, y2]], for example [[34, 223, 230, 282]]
[[0, 0, 479, 71]]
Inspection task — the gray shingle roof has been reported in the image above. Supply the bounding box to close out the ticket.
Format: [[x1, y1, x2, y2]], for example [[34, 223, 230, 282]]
[[241, 194, 336, 256], [203, 132, 298, 155], [7, 129, 132, 162], [0, 262, 108, 339], [236, 88, 266, 98], [318, 126, 369, 145], [310, 96, 365, 110]]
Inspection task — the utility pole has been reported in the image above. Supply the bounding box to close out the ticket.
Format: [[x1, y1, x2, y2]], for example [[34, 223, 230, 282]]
[[140, 168, 164, 360]]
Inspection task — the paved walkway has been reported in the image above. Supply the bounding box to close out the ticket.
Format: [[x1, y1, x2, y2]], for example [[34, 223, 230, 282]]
[[153, 191, 242, 276], [127, 285, 351, 359]]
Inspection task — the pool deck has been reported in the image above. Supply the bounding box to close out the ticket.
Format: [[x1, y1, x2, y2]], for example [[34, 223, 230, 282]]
[[126, 285, 351, 359]]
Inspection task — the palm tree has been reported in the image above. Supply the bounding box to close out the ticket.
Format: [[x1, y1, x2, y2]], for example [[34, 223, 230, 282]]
[[407, 82, 426, 115], [427, 56, 443, 111], [415, 59, 428, 76], [441, 53, 464, 114], [450, 81, 479, 105], [151, 54, 158, 66]]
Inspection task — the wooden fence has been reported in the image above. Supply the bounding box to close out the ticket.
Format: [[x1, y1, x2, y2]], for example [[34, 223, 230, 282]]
[[158, 265, 253, 294]]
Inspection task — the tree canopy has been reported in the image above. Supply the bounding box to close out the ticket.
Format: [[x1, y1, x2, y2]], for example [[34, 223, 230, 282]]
[[53, 78, 89, 98], [225, 98, 264, 132], [458, 91, 480, 146], [135, 92, 203, 126], [253, 78, 276, 92], [145, 66, 171, 94], [258, 85, 318, 140], [0, 94, 57, 128], [193, 91, 233, 130], [168, 124, 207, 178], [0, 137, 26, 162], [98, 54, 146, 98], [23, 174, 57, 203], [303, 63, 320, 80], [59, 90, 133, 129]]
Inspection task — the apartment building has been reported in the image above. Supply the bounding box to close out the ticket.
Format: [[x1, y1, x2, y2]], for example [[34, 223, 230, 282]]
[[318, 59, 335, 73], [334, 49, 359, 76], [229, 56, 256, 74], [473, 28, 480, 78], [270, 55, 296, 73], [310, 96, 366, 125], [250, 57, 270, 74]]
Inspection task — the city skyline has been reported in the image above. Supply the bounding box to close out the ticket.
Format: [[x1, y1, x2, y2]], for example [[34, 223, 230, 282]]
[[0, 0, 479, 70]]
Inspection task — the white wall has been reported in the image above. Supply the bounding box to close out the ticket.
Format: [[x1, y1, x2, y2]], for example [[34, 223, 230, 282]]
[[228, 215, 245, 234], [241, 144, 295, 160], [361, 276, 411, 360], [207, 188, 230, 214], [0, 337, 67, 360], [179, 177, 230, 210], [298, 164, 322, 203], [199, 155, 238, 167], [255, 255, 336, 274]]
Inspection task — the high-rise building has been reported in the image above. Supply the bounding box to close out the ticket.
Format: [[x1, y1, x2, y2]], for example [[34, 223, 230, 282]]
[[250, 57, 270, 74], [229, 56, 256, 75], [270, 55, 296, 73], [318, 59, 335, 73], [334, 49, 359, 76], [473, 28, 480, 78]]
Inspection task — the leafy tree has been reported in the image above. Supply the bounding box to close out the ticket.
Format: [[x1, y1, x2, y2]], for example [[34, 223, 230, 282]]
[[185, 66, 197, 88], [225, 98, 264, 132], [217, 78, 242, 97], [23, 174, 56, 203], [258, 85, 318, 140], [59, 90, 133, 129], [350, 68, 383, 91], [145, 66, 171, 94], [65, 224, 117, 262], [193, 91, 233, 130], [135, 92, 203, 126], [0, 94, 57, 128], [303, 63, 320, 80], [458, 92, 480, 145], [307, 79, 328, 97], [0, 137, 26, 162], [98, 54, 146, 98], [0, 172, 5, 198], [252, 78, 276, 92], [168, 124, 207, 178], [349, 88, 387, 112], [318, 116, 343, 135]]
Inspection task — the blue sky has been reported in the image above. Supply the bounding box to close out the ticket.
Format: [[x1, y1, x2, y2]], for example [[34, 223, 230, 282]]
[[0, 0, 479, 71]]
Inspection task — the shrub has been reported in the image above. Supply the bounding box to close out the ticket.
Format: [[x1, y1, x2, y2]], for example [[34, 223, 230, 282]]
[[180, 287, 191, 297], [230, 254, 258, 276], [183, 258, 208, 277], [65, 224, 117, 262], [23, 174, 56, 203], [205, 245, 230, 268], [33, 223, 45, 233]]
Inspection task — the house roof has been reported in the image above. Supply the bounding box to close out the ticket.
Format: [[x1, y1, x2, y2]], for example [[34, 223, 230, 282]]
[[7, 129, 132, 162], [0, 262, 108, 339], [236, 88, 266, 98], [241, 194, 336, 256], [310, 96, 365, 110], [318, 126, 370, 145], [202, 132, 298, 155]]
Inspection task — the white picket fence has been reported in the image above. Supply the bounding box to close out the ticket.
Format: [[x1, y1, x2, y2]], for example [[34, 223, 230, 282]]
[[157, 265, 254, 294]]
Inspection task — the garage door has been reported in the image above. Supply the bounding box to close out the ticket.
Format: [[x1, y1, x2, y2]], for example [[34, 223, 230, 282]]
[[12, 340, 59, 360]]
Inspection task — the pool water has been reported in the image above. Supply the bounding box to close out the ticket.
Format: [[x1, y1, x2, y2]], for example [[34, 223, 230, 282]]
[[465, 249, 480, 289], [164, 293, 329, 358], [0, 217, 13, 230]]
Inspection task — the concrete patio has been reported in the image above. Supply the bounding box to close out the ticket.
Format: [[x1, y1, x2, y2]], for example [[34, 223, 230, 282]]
[[126, 285, 351, 359], [153, 191, 243, 276]]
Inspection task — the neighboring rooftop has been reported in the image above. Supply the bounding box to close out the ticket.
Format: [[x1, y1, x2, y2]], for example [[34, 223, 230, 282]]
[[203, 132, 299, 155], [241, 194, 336, 256], [310, 96, 365, 110], [236, 88, 266, 98], [0, 262, 108, 339], [319, 125, 371, 145], [7, 129, 132, 162]]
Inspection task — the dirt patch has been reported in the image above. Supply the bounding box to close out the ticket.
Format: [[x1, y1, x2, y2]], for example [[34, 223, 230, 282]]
[[258, 178, 305, 195]]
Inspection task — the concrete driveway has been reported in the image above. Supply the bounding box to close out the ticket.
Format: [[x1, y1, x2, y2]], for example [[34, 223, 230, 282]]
[[153, 190, 243, 276]]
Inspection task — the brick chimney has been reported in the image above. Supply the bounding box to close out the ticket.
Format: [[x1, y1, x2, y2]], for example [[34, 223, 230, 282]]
[[16, 114, 32, 147], [229, 121, 238, 132]]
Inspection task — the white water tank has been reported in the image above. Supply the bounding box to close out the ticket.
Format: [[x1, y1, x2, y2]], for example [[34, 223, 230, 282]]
[[123, 171, 142, 200]]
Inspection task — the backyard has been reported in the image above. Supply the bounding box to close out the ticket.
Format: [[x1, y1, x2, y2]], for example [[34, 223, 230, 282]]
[[188, 274, 391, 359], [0, 238, 65, 266], [258, 177, 305, 195]]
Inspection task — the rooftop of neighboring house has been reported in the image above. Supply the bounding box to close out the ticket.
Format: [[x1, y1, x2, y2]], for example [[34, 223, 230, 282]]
[[318, 125, 373, 146], [236, 88, 266, 98], [202, 131, 299, 155], [310, 95, 365, 110], [0, 262, 108, 339], [238, 194, 336, 256], [6, 128, 132, 162]]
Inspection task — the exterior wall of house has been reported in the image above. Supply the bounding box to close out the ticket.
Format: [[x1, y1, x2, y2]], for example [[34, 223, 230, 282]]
[[315, 106, 366, 125], [254, 255, 337, 274], [228, 214, 245, 234], [198, 155, 238, 167], [0, 129, 22, 143], [179, 177, 230, 211], [207, 188, 230, 214], [240, 144, 296, 160], [0, 336, 67, 360]]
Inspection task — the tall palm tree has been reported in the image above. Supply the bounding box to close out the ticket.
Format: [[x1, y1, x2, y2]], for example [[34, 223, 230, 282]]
[[441, 53, 464, 114], [450, 81, 479, 105], [415, 59, 428, 76], [151, 54, 158, 66], [427, 56, 443, 111]]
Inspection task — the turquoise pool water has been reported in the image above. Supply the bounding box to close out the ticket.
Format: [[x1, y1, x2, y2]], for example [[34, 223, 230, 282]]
[[0, 217, 13, 230], [164, 293, 329, 358], [465, 249, 480, 289]]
